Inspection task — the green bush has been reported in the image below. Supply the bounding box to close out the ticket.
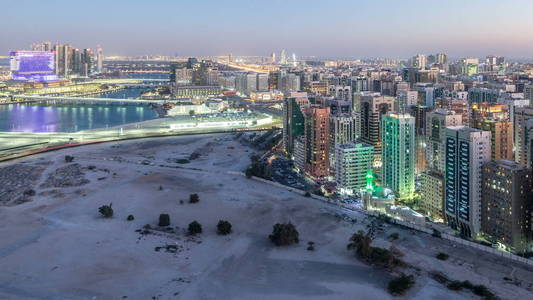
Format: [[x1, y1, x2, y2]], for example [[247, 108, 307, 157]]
[[436, 252, 449, 260], [188, 221, 202, 235], [269, 223, 299, 246], [189, 193, 200, 203], [388, 274, 415, 296], [65, 155, 74, 163], [127, 215, 135, 221], [217, 220, 232, 235], [98, 203, 113, 218], [159, 214, 170, 227]]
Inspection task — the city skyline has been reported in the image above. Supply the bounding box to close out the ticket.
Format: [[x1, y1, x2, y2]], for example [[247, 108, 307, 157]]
[[2, 0, 533, 58]]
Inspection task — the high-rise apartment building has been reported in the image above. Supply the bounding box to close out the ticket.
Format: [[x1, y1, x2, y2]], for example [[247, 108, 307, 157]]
[[303, 106, 330, 181], [514, 107, 533, 168], [419, 171, 445, 221], [396, 90, 418, 113], [381, 113, 416, 199], [360, 94, 395, 167], [329, 114, 360, 172], [283, 94, 309, 155], [334, 142, 374, 195], [473, 119, 513, 161], [481, 160, 533, 253], [426, 109, 463, 173], [444, 126, 491, 238]]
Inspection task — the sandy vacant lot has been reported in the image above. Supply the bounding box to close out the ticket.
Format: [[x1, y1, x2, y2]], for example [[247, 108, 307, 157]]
[[0, 133, 531, 300]]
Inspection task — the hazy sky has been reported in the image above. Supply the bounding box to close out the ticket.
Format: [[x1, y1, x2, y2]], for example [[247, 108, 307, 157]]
[[2, 0, 533, 58]]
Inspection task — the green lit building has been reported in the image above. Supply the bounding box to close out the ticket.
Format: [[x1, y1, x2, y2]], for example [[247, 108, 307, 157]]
[[381, 113, 416, 199], [283, 95, 309, 155]]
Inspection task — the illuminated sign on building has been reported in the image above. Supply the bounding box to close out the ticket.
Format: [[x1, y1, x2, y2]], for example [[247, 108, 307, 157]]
[[9, 51, 58, 82]]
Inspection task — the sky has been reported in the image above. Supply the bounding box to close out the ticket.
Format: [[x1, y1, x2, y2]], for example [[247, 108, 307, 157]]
[[2, 0, 533, 59]]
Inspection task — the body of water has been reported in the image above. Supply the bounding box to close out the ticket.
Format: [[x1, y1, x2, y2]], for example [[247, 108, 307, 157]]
[[0, 73, 166, 132], [0, 103, 158, 132]]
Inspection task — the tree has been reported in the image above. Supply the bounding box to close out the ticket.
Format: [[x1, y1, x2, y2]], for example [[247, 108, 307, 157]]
[[269, 223, 299, 246], [159, 214, 170, 227], [98, 203, 113, 218], [127, 215, 135, 221], [217, 220, 232, 235], [189, 193, 200, 203], [307, 241, 315, 251], [388, 274, 415, 296], [188, 221, 202, 235], [189, 110, 195, 117], [347, 230, 373, 259], [65, 155, 74, 163]]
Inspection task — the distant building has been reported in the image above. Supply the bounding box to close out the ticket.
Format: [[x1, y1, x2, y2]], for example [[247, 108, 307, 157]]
[[481, 160, 533, 253], [444, 126, 491, 238]]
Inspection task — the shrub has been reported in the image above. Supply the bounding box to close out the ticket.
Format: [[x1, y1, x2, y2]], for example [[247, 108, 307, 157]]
[[430, 272, 449, 284], [388, 274, 415, 296], [159, 214, 170, 227], [188, 221, 202, 235], [217, 220, 232, 235], [432, 229, 442, 238], [189, 193, 200, 203], [472, 284, 495, 299], [127, 215, 135, 221], [98, 203, 113, 218], [389, 232, 400, 240], [436, 252, 449, 260], [447, 280, 463, 291], [304, 191, 311, 197], [176, 159, 190, 164], [269, 223, 299, 246], [65, 155, 74, 163], [23, 189, 36, 196]]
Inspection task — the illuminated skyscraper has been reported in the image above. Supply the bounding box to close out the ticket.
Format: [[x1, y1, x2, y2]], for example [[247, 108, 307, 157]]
[[444, 126, 491, 238], [381, 113, 416, 199], [303, 106, 330, 181]]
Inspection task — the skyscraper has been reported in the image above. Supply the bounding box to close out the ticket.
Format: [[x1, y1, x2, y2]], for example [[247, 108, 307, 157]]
[[280, 49, 287, 65], [360, 94, 395, 167], [96, 46, 104, 73], [381, 113, 416, 199], [444, 126, 491, 238], [329, 114, 360, 171], [514, 107, 533, 168], [426, 109, 463, 173], [481, 160, 533, 253], [283, 94, 309, 155], [303, 106, 330, 181], [334, 142, 374, 195]]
